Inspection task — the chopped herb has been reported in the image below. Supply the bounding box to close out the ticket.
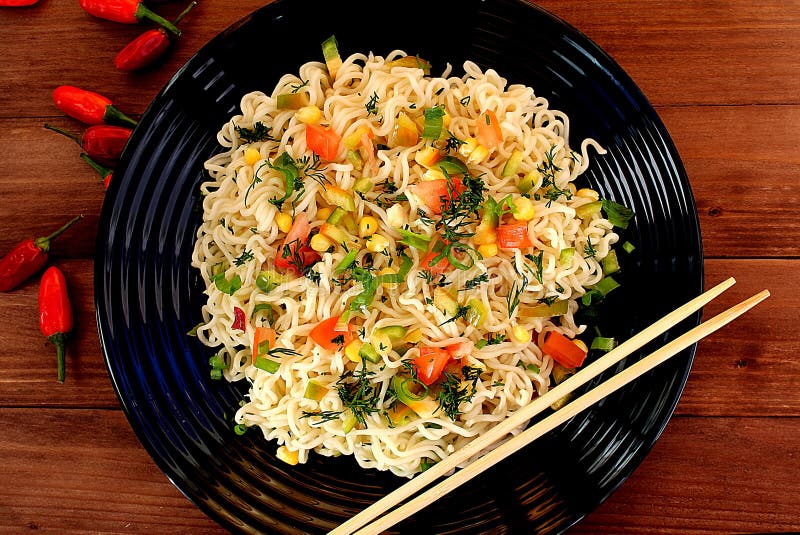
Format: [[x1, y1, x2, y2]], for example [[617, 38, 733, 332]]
[[459, 95, 471, 106], [234, 121, 274, 143], [444, 131, 465, 153], [300, 410, 343, 426], [365, 91, 380, 116], [234, 249, 255, 266], [336, 360, 380, 426], [583, 238, 597, 259], [291, 79, 309, 93], [436, 366, 481, 419], [462, 273, 488, 291], [331, 334, 346, 347], [525, 251, 544, 284], [440, 304, 471, 326]]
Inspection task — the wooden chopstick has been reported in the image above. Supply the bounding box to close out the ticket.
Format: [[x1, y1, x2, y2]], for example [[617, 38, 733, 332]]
[[329, 276, 739, 535], [353, 288, 770, 535]]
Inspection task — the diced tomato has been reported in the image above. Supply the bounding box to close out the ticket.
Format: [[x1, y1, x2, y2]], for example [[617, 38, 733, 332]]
[[496, 221, 533, 248], [309, 316, 354, 352], [274, 213, 321, 273], [413, 346, 452, 385], [476, 109, 503, 148], [410, 178, 465, 215], [541, 330, 588, 368], [413, 341, 475, 385], [306, 123, 341, 161], [252, 326, 276, 364]]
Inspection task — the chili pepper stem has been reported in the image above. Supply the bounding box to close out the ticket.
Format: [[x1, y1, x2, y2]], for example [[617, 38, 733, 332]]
[[104, 106, 138, 128], [43, 123, 81, 145], [49, 332, 67, 383], [135, 3, 181, 37], [174, 0, 197, 25], [79, 153, 112, 177], [33, 215, 83, 252]]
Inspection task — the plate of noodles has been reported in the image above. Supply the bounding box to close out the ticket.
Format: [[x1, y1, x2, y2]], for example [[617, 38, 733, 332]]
[[95, 0, 703, 533]]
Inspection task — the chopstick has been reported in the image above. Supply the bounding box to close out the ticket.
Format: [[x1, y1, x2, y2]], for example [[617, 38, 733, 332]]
[[328, 276, 742, 535], [352, 288, 770, 535]]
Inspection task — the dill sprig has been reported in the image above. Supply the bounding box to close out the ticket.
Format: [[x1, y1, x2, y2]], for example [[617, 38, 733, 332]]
[[234, 249, 254, 266], [365, 91, 380, 116], [336, 360, 380, 427], [234, 121, 274, 143], [462, 272, 488, 291], [300, 410, 343, 426], [436, 366, 481, 419]]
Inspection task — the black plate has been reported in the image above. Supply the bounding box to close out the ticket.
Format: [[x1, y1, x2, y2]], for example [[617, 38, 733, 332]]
[[95, 0, 703, 533]]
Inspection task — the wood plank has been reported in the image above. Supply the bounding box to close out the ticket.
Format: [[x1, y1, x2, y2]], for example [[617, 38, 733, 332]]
[[0, 1, 798, 118], [675, 259, 800, 417], [0, 408, 225, 534], [1, 258, 797, 416], [537, 0, 800, 107], [574, 416, 800, 534], [3, 104, 800, 258], [659, 105, 800, 258], [1, 408, 796, 533]]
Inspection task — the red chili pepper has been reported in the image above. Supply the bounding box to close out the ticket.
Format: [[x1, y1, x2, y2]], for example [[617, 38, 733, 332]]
[[52, 85, 137, 128], [44, 123, 132, 165], [79, 0, 181, 36], [79, 153, 113, 189], [114, 1, 196, 72], [232, 306, 246, 331], [0, 216, 83, 293], [39, 266, 74, 383], [0, 0, 40, 5]]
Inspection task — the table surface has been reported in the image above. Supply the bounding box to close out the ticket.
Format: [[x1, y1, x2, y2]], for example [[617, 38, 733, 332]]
[[1, 1, 798, 533]]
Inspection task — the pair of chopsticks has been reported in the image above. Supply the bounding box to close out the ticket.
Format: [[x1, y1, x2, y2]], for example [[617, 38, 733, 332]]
[[329, 277, 770, 535]]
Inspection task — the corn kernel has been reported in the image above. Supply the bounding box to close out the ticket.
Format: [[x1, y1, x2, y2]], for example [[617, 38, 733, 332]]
[[422, 168, 447, 181], [310, 233, 333, 252], [512, 325, 531, 343], [459, 137, 478, 158], [511, 196, 536, 221], [244, 148, 261, 166], [379, 267, 398, 289], [296, 105, 322, 124], [344, 339, 363, 363], [276, 446, 299, 465], [576, 188, 600, 201], [365, 234, 389, 253], [468, 144, 489, 164], [573, 339, 588, 352], [477, 243, 499, 258], [275, 212, 293, 233], [359, 216, 379, 238]]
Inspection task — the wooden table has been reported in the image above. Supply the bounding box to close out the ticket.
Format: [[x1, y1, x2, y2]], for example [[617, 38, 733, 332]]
[[1, 1, 798, 533]]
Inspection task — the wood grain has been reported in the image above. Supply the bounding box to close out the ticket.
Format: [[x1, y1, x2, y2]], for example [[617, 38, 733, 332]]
[[0, 408, 225, 534], [0, 1, 798, 117]]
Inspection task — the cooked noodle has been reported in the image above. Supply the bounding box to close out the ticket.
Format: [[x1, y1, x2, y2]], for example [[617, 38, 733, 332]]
[[191, 48, 619, 477]]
